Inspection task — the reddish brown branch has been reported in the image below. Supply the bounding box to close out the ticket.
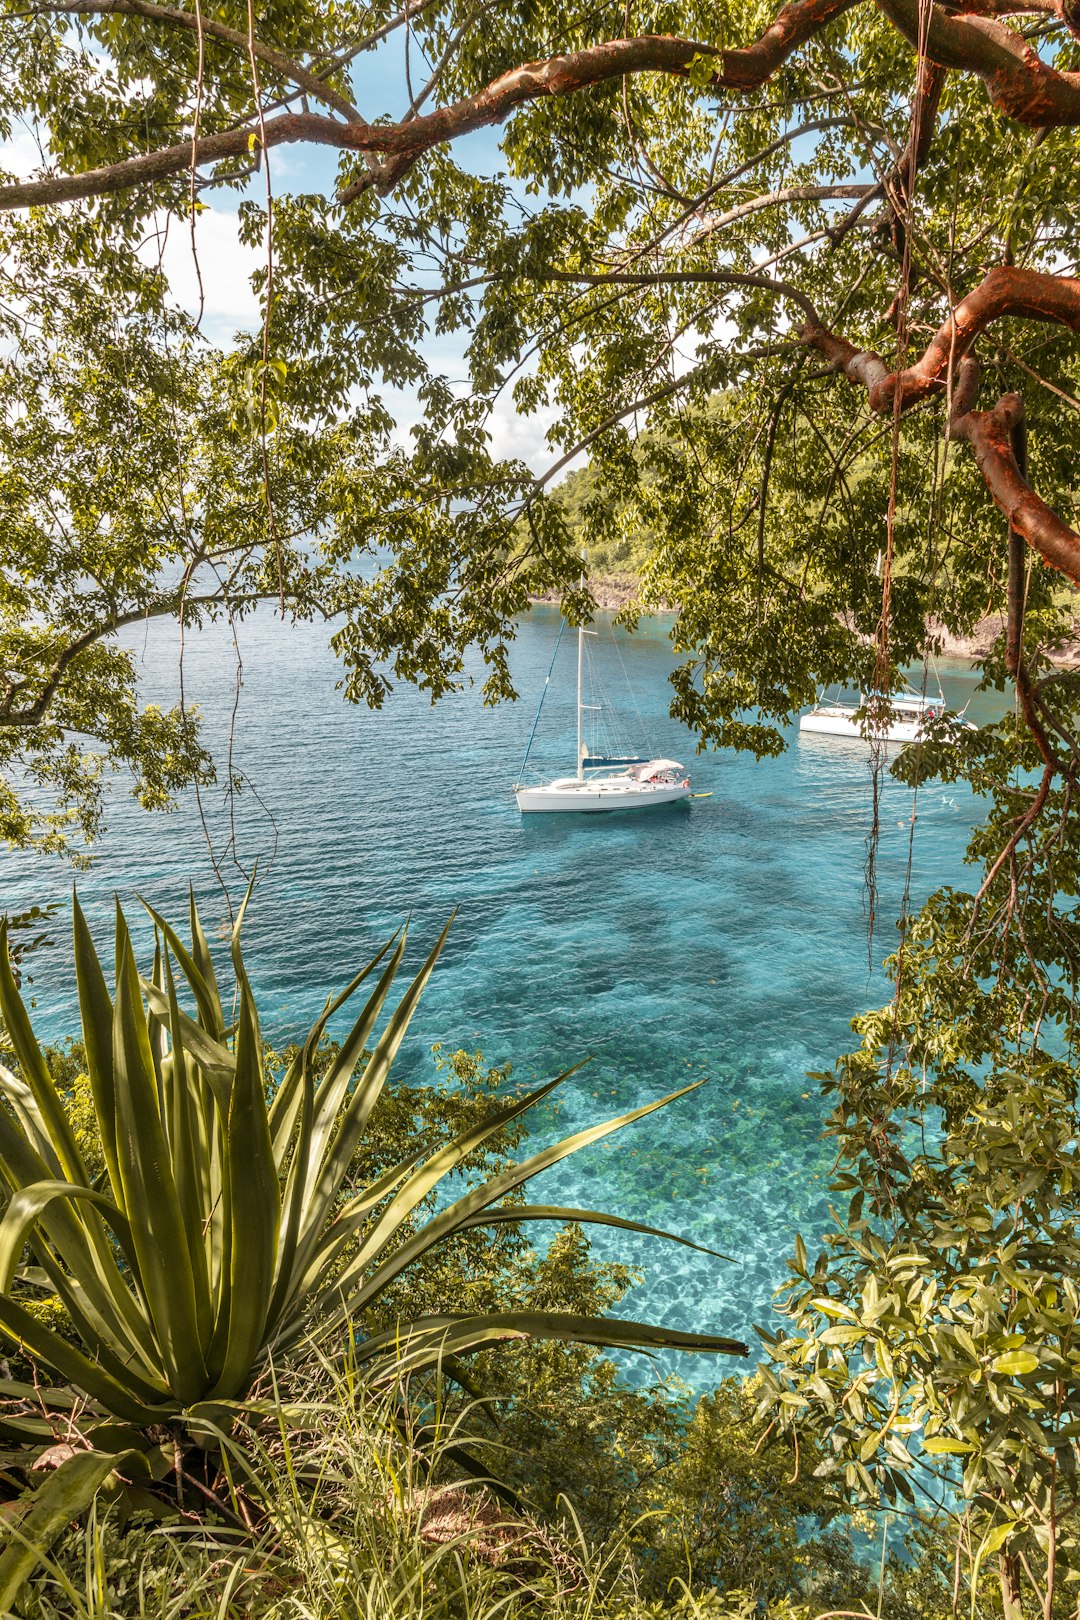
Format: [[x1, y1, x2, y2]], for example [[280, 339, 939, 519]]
[[5, 0, 1079, 211], [898, 57, 948, 195], [876, 0, 1080, 122], [804, 270, 1080, 585], [0, 6, 860, 211], [949, 378, 1080, 586], [807, 266, 1080, 413]]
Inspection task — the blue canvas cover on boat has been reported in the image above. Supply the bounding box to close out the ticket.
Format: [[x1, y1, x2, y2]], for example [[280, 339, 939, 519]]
[[583, 756, 648, 768]]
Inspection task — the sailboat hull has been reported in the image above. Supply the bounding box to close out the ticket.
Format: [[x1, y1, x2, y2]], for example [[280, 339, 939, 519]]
[[516, 777, 692, 813]]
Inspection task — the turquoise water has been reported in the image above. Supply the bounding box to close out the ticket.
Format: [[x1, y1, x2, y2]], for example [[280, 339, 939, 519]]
[[1, 608, 997, 1375]]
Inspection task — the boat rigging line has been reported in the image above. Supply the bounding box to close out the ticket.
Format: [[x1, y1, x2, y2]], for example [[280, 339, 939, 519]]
[[515, 616, 565, 786]]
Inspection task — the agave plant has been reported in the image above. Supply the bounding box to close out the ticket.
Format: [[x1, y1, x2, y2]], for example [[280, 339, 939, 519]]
[[0, 892, 744, 1602]]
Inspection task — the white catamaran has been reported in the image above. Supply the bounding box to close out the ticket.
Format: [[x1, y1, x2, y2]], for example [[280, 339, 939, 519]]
[[514, 617, 693, 814], [800, 680, 975, 744]]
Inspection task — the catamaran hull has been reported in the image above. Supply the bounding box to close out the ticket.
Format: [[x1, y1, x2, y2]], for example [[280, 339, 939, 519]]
[[799, 709, 975, 744], [799, 711, 926, 744], [516, 780, 692, 813]]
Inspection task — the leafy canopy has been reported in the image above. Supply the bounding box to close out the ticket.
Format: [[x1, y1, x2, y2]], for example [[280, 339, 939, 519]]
[[1, 0, 1078, 850]]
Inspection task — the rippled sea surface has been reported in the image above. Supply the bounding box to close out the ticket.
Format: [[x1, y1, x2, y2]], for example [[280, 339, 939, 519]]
[[2, 607, 999, 1375]]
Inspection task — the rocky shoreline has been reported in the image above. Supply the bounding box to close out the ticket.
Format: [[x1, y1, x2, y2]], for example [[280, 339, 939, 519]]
[[925, 615, 1080, 667], [530, 579, 1080, 667], [530, 574, 642, 611]]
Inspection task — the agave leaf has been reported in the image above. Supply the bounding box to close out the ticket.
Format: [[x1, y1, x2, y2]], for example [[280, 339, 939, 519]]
[[0, 1089, 164, 1386], [291, 923, 452, 1280], [0, 923, 90, 1186], [163, 952, 213, 1345], [352, 1310, 748, 1380], [0, 1447, 136, 1612], [139, 978, 233, 1103], [0, 1410, 58, 1443], [0, 1292, 171, 1424], [268, 932, 408, 1324], [12, 1265, 54, 1288], [72, 894, 123, 1205], [138, 899, 223, 1041], [277, 1143, 434, 1327], [189, 886, 225, 1036], [147, 934, 168, 1117], [0, 1181, 131, 1294], [456, 1205, 733, 1260], [0, 1062, 65, 1177], [267, 932, 400, 1161], [343, 1081, 705, 1319], [210, 962, 280, 1398], [0, 1378, 83, 1407], [304, 930, 409, 1181], [268, 1049, 317, 1328], [112, 923, 209, 1402], [288, 1071, 574, 1349]]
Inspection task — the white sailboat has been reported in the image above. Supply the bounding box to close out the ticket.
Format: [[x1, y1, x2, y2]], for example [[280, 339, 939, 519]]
[[799, 679, 975, 744], [514, 617, 693, 814]]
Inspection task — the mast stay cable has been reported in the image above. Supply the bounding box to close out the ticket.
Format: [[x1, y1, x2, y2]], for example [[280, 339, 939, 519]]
[[515, 617, 566, 785]]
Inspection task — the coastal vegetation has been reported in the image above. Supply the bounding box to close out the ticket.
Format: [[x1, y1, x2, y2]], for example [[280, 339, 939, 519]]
[[0, 895, 744, 1600], [1, 0, 1080, 1611]]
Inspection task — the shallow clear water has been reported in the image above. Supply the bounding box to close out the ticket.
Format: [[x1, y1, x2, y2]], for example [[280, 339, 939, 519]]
[[1, 608, 998, 1376]]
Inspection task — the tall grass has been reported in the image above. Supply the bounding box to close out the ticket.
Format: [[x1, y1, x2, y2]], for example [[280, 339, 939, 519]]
[[12, 1357, 740, 1620]]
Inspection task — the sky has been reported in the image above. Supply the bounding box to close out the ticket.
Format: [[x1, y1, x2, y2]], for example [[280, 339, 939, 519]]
[[0, 28, 564, 471]]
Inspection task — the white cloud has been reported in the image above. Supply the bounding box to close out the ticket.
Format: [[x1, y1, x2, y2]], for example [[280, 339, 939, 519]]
[[138, 207, 265, 340], [487, 400, 560, 472], [0, 129, 46, 180]]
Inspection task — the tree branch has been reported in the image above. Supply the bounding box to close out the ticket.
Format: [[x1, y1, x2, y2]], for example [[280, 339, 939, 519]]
[[25, 0, 363, 123], [539, 266, 822, 324], [804, 265, 1080, 413], [875, 0, 1080, 122], [0, 592, 281, 728], [687, 182, 874, 246], [7, 0, 1079, 211], [802, 270, 1080, 584], [948, 371, 1080, 585], [0, 0, 861, 210]]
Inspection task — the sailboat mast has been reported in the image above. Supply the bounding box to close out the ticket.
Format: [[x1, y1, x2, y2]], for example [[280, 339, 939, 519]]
[[576, 619, 584, 780], [576, 553, 586, 780]]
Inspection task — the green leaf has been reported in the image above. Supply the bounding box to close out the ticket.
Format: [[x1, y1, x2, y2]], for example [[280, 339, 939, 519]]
[[0, 1179, 129, 1293], [0, 1292, 168, 1423], [456, 1205, 733, 1260], [992, 1350, 1040, 1376], [352, 1311, 748, 1378], [0, 1448, 135, 1612], [112, 922, 208, 1402], [72, 892, 123, 1204], [335, 1078, 711, 1327], [980, 1519, 1020, 1559], [0, 922, 89, 1185], [820, 1324, 865, 1345], [210, 963, 280, 1398]]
